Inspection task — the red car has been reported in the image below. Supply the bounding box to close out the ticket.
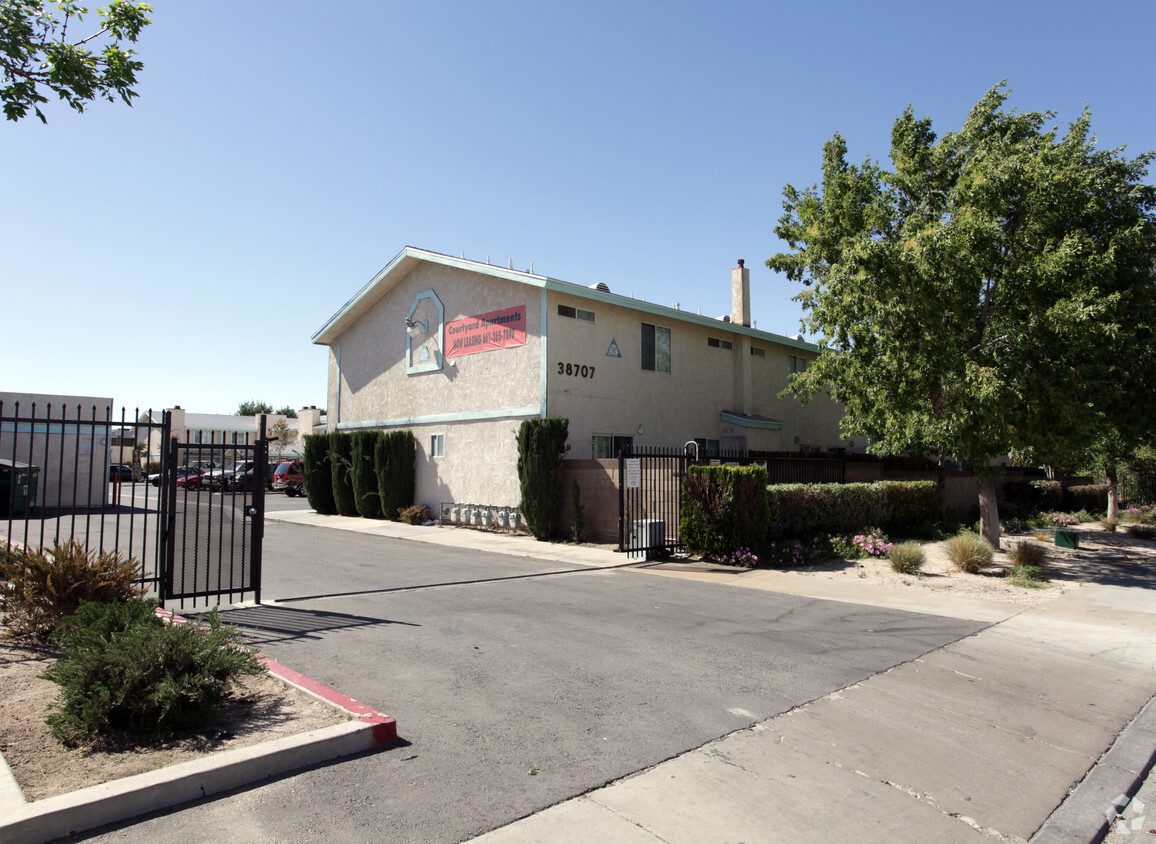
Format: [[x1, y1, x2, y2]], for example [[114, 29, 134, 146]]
[[176, 468, 202, 490], [272, 461, 304, 496]]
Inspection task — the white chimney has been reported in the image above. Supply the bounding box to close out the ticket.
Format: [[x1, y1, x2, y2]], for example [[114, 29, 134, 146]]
[[731, 259, 751, 327]]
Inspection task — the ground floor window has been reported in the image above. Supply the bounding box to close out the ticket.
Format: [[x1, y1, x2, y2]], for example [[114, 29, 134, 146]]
[[430, 434, 445, 457], [694, 437, 720, 457], [592, 434, 634, 459]]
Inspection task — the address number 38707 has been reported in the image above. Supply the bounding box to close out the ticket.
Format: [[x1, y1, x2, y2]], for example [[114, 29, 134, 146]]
[[557, 362, 595, 378]]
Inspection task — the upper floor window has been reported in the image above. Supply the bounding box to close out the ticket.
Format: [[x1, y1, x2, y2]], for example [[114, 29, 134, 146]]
[[751, 346, 766, 358], [641, 323, 671, 372], [592, 434, 634, 459], [430, 434, 445, 458], [788, 355, 808, 374], [707, 337, 732, 351], [558, 304, 595, 322]]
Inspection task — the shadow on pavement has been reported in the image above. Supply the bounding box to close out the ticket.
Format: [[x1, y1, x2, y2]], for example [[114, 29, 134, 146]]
[[185, 604, 421, 646]]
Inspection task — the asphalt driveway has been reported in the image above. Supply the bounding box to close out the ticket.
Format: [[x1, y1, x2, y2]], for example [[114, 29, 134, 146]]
[[73, 520, 986, 843]]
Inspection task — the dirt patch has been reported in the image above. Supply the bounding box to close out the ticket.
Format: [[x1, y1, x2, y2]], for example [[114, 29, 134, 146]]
[[0, 641, 350, 802], [671, 523, 1156, 606]]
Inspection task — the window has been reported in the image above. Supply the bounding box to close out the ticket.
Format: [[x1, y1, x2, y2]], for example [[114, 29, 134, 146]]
[[430, 434, 445, 458], [751, 346, 766, 358], [641, 323, 671, 372], [693, 437, 720, 457], [788, 355, 808, 374], [592, 434, 634, 459], [557, 304, 595, 322], [707, 337, 732, 350]]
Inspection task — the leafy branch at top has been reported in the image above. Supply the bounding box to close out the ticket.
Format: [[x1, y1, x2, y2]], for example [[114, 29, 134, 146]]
[[1, 0, 152, 123]]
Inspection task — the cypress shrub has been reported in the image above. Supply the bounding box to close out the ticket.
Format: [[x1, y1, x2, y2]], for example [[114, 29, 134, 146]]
[[351, 431, 383, 517], [303, 433, 337, 515], [375, 430, 416, 520], [516, 418, 569, 540], [329, 432, 358, 516], [1064, 483, 1109, 513], [680, 465, 769, 557]]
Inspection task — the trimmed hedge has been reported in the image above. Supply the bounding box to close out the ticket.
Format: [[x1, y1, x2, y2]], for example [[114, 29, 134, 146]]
[[1002, 479, 1062, 514], [375, 430, 416, 520], [1064, 483, 1109, 513], [350, 431, 383, 517], [303, 433, 337, 515], [876, 480, 939, 531], [329, 432, 358, 516], [765, 480, 939, 539], [516, 418, 569, 540], [680, 465, 769, 557]]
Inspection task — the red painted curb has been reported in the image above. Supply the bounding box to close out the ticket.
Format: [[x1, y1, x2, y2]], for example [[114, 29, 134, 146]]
[[155, 608, 399, 745]]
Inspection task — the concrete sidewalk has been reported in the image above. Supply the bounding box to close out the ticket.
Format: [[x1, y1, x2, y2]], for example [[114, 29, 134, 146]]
[[269, 513, 1156, 842]]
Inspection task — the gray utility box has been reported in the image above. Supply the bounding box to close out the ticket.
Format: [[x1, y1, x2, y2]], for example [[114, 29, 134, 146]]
[[629, 519, 666, 561]]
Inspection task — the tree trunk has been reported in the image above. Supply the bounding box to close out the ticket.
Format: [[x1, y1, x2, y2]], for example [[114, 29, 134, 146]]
[[938, 453, 948, 526], [1106, 463, 1120, 521], [977, 475, 1001, 549]]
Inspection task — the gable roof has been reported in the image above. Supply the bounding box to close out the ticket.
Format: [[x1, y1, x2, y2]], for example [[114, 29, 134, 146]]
[[312, 246, 818, 353]]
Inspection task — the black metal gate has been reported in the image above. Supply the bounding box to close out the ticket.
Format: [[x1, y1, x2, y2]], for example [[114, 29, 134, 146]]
[[0, 400, 266, 609], [162, 417, 267, 606], [618, 446, 691, 559]]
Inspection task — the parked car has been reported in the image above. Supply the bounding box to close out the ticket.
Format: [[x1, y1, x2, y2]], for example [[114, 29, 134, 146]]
[[176, 468, 203, 490], [109, 464, 136, 482], [272, 460, 304, 496], [203, 461, 254, 491]]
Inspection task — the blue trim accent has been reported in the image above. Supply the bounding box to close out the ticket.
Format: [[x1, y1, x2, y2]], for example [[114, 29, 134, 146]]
[[335, 406, 541, 430], [540, 289, 548, 419], [720, 411, 782, 430], [406, 289, 445, 375], [0, 421, 111, 435]]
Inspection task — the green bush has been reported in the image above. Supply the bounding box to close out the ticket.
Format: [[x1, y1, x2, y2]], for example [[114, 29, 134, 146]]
[[375, 430, 416, 521], [303, 433, 337, 515], [516, 418, 569, 540], [1009, 563, 1050, 588], [0, 540, 144, 639], [329, 432, 358, 516], [766, 482, 888, 539], [1002, 479, 1062, 514], [944, 531, 994, 573], [43, 600, 266, 746], [876, 481, 939, 531], [350, 431, 383, 518], [1064, 484, 1109, 514], [889, 542, 925, 574], [680, 465, 770, 557]]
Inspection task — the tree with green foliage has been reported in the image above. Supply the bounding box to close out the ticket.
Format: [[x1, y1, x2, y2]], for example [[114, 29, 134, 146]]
[[275, 406, 298, 418], [303, 433, 336, 515], [516, 418, 569, 540], [350, 431, 381, 518], [374, 430, 416, 521], [1, 0, 152, 123], [236, 400, 274, 416], [329, 432, 357, 516], [767, 83, 1156, 548]]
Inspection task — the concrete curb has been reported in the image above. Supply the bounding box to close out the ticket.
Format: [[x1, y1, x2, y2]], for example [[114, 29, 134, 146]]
[[0, 652, 398, 844], [1031, 693, 1156, 843]]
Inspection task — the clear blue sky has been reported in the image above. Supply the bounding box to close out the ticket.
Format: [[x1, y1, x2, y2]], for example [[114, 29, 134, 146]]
[[3, 0, 1153, 416]]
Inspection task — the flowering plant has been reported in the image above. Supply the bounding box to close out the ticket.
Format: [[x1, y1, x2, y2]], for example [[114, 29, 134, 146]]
[[1046, 512, 1079, 527], [764, 538, 826, 568], [830, 527, 893, 559], [716, 547, 759, 568]]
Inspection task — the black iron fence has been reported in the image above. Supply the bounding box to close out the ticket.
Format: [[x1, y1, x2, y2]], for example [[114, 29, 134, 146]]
[[1, 401, 266, 608]]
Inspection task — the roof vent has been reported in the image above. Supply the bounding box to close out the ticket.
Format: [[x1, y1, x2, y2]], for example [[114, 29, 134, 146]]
[[720, 315, 731, 323], [589, 282, 610, 293], [793, 334, 804, 341]]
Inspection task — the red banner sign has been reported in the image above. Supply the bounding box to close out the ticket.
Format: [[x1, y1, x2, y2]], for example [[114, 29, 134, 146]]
[[445, 305, 527, 358]]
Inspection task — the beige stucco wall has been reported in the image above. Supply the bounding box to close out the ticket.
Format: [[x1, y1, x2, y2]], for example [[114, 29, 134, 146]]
[[0, 392, 113, 508], [544, 292, 852, 457]]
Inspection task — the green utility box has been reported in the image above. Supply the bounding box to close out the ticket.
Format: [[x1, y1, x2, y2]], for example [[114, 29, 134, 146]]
[[1054, 529, 1079, 549], [0, 459, 39, 516]]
